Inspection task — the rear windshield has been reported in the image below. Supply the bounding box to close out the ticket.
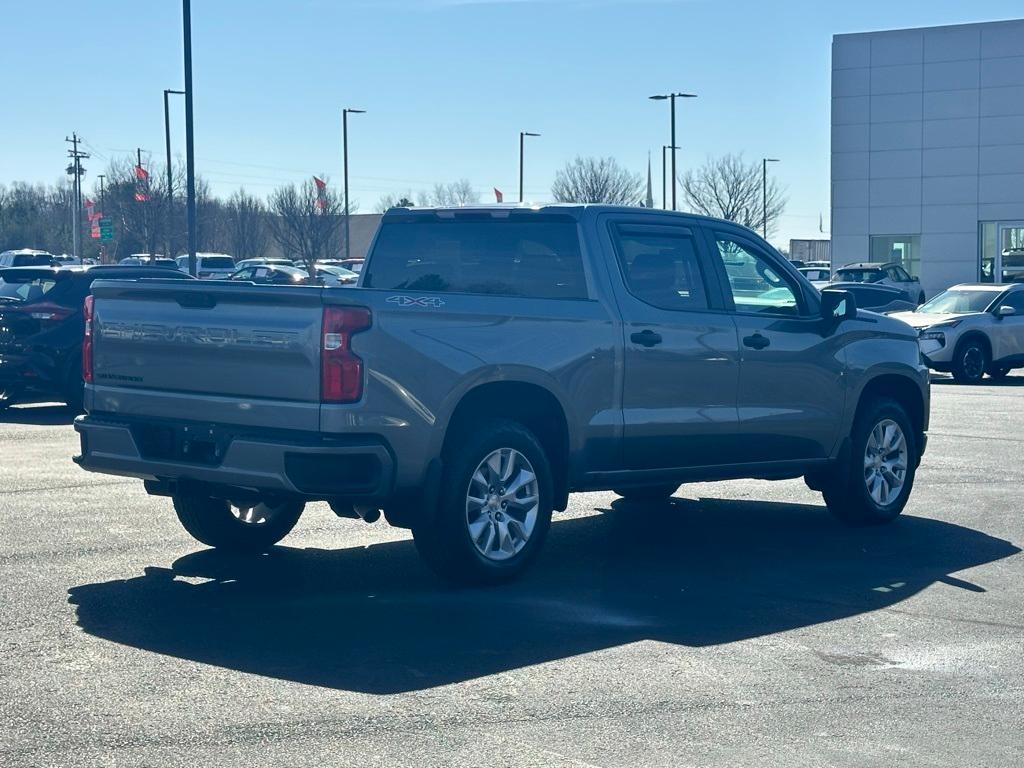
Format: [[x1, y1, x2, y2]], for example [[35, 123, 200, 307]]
[[200, 256, 235, 269], [11, 254, 52, 267], [364, 217, 588, 299], [836, 268, 884, 283], [0, 274, 68, 304]]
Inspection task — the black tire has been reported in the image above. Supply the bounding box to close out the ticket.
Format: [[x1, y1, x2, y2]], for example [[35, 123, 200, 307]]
[[988, 366, 1012, 380], [951, 337, 989, 384], [172, 494, 304, 553], [412, 418, 553, 585], [823, 397, 918, 526], [613, 484, 679, 502]]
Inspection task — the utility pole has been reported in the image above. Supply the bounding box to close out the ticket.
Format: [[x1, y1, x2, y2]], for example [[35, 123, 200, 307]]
[[342, 107, 366, 260], [97, 174, 106, 208], [163, 89, 185, 260], [183, 0, 198, 277], [762, 157, 780, 239], [661, 145, 678, 210], [65, 133, 89, 260]]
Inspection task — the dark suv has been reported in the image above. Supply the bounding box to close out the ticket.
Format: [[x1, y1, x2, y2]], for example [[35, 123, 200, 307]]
[[0, 265, 193, 410]]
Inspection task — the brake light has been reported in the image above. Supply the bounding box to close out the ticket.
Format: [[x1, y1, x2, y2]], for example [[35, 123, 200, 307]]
[[321, 306, 371, 402], [82, 295, 94, 384]]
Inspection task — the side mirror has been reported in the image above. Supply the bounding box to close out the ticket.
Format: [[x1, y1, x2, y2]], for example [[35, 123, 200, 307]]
[[996, 305, 1016, 319], [820, 288, 857, 321]]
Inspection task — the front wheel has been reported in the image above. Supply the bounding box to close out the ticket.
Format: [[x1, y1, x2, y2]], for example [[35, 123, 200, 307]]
[[823, 398, 918, 526], [412, 419, 553, 585], [951, 338, 989, 384], [172, 494, 304, 553]]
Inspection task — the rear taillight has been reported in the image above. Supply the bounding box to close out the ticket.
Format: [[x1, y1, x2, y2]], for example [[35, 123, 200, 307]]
[[12, 302, 74, 326], [82, 295, 94, 384], [321, 306, 371, 403]]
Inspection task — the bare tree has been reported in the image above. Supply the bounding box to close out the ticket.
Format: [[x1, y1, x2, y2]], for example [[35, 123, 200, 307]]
[[377, 192, 416, 212], [267, 178, 342, 272], [680, 154, 787, 236], [551, 156, 644, 205], [418, 179, 478, 207], [224, 189, 269, 261]]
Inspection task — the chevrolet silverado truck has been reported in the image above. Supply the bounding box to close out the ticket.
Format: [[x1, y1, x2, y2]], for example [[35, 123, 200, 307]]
[[74, 205, 930, 584]]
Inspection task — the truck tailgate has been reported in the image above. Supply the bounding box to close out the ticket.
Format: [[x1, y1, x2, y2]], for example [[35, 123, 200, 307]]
[[88, 279, 325, 430]]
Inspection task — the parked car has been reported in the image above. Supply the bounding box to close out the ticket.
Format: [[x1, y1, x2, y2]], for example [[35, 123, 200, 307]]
[[890, 283, 1024, 383], [0, 249, 54, 268], [0, 265, 194, 410], [174, 253, 236, 279], [74, 205, 929, 585], [798, 266, 831, 288], [228, 264, 308, 285], [827, 282, 917, 314], [234, 258, 298, 270], [314, 263, 358, 285], [833, 261, 925, 305]]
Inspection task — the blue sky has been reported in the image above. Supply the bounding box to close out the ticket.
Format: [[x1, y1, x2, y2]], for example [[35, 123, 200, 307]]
[[3, 0, 1023, 246]]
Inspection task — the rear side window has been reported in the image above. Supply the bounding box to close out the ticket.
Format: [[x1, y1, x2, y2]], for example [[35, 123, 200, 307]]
[[12, 254, 52, 267], [364, 218, 588, 299], [611, 227, 709, 311]]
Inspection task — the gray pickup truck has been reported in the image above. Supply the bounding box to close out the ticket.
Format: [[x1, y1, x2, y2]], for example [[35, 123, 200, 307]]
[[74, 205, 930, 584]]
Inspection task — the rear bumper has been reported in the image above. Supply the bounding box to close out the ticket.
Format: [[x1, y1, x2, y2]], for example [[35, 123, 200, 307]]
[[73, 414, 395, 501]]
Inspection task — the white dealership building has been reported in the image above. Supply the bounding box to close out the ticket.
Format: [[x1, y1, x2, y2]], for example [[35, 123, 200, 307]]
[[831, 18, 1024, 297]]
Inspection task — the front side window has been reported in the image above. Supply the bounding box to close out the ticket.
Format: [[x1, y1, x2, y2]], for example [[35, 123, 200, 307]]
[[998, 291, 1024, 314], [713, 235, 800, 315], [611, 227, 709, 311], [364, 217, 588, 300]]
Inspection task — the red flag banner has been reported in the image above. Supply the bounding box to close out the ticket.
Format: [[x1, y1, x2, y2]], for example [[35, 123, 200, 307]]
[[135, 165, 149, 181], [494, 188, 503, 203], [134, 191, 149, 202], [313, 176, 327, 210], [313, 176, 326, 191]]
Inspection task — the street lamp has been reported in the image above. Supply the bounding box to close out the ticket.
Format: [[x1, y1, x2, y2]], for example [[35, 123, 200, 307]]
[[182, 0, 197, 277], [342, 108, 366, 260], [762, 157, 780, 239], [649, 92, 696, 211], [163, 88, 185, 259], [519, 131, 540, 203], [661, 144, 679, 210]]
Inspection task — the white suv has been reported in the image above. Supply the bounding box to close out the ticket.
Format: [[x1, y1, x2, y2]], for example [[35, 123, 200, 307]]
[[175, 253, 236, 279], [891, 283, 1024, 383]]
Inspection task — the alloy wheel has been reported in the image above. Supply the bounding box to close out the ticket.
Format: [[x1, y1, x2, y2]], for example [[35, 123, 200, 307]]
[[863, 419, 908, 506], [465, 447, 539, 562]]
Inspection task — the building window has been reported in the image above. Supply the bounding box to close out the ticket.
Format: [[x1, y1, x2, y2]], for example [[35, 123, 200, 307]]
[[979, 222, 997, 283], [980, 221, 1024, 283], [869, 235, 920, 277]]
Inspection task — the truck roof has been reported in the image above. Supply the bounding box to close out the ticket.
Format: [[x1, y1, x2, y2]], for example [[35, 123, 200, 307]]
[[381, 203, 751, 229]]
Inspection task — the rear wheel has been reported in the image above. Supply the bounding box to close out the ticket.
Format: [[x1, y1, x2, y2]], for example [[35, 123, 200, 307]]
[[823, 398, 917, 526], [412, 419, 553, 585], [172, 494, 304, 553], [951, 338, 989, 384], [613, 484, 679, 502]]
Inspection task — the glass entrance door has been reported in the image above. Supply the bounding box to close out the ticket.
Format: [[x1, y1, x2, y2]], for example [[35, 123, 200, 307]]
[[997, 222, 1024, 283], [980, 222, 1024, 283]]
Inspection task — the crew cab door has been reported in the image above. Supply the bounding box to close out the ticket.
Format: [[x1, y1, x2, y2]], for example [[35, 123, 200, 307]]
[[702, 227, 845, 463], [604, 219, 740, 469]]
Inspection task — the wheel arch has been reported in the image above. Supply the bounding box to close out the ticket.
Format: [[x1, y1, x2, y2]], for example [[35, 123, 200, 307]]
[[440, 377, 573, 511], [854, 373, 926, 445]]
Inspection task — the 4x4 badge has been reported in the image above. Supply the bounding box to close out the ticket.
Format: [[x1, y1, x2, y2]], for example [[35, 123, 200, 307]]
[[386, 295, 446, 308]]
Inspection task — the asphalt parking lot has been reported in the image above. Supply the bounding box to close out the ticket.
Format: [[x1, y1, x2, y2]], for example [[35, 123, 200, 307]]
[[1, 375, 1022, 767]]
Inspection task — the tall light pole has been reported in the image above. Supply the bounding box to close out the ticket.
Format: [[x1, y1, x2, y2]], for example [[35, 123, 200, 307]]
[[342, 107, 365, 260], [762, 157, 780, 240], [163, 88, 185, 259], [661, 144, 678, 210], [519, 131, 540, 203], [182, 0, 197, 277], [649, 92, 696, 211]]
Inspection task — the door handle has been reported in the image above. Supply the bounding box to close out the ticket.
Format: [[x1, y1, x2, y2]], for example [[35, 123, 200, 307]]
[[742, 333, 770, 350], [630, 329, 663, 347]]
